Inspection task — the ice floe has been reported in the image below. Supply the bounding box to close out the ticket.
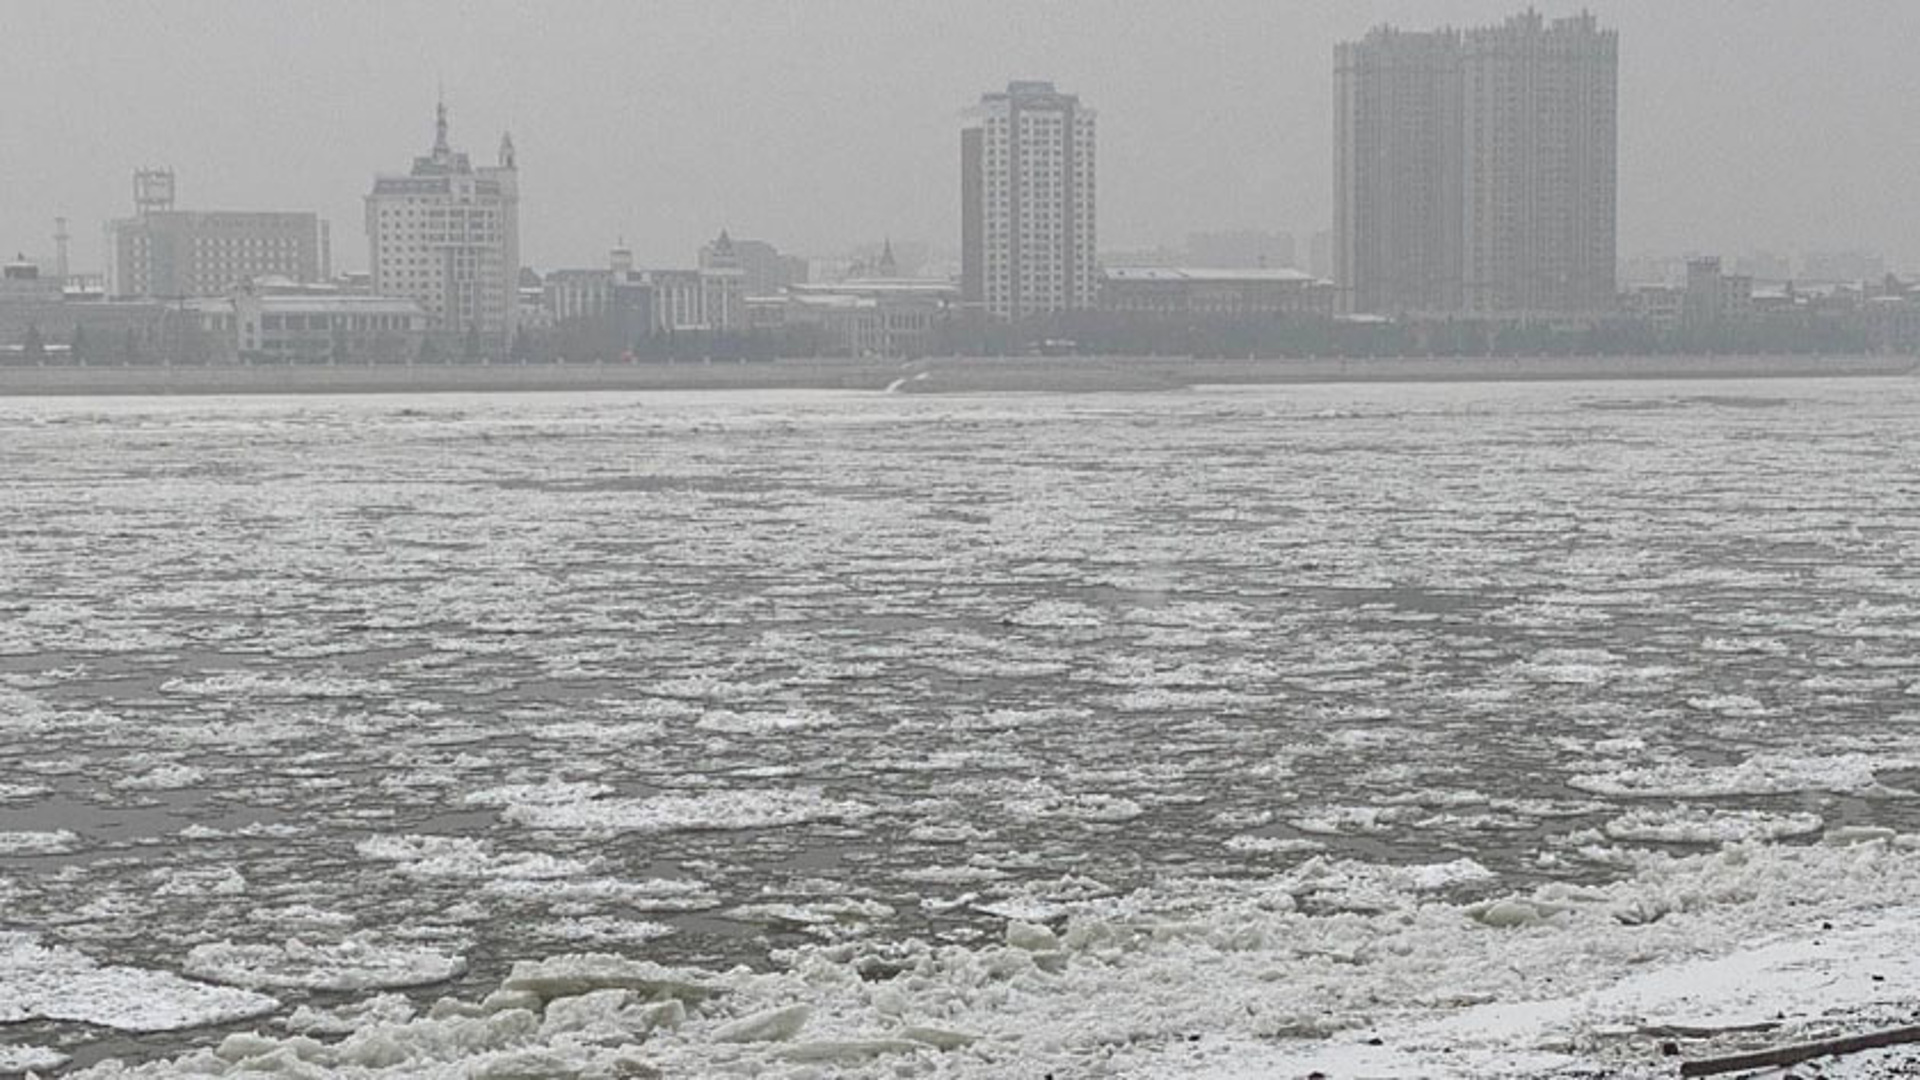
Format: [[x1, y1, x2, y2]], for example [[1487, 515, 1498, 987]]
[[356, 833, 599, 880], [0, 1044, 71, 1073], [1603, 805, 1825, 844], [501, 786, 873, 833], [182, 934, 466, 991], [0, 830, 81, 856], [1570, 750, 1917, 797], [0, 932, 277, 1033]]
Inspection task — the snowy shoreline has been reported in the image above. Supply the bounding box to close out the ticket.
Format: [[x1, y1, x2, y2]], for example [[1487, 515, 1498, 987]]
[[15, 837, 1918, 1079]]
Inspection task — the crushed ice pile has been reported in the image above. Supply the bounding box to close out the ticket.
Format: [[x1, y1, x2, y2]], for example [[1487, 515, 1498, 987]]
[[50, 836, 1920, 1078]]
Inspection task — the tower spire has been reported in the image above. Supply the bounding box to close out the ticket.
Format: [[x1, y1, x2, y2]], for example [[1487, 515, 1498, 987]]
[[433, 89, 450, 158]]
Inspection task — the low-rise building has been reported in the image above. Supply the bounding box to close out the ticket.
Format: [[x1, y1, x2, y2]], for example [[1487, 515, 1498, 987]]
[[1099, 267, 1336, 317], [777, 279, 957, 356], [1621, 283, 1685, 333], [1682, 257, 1754, 328], [184, 282, 428, 363], [2, 256, 165, 361], [648, 266, 744, 334], [700, 231, 807, 296], [538, 251, 654, 357]]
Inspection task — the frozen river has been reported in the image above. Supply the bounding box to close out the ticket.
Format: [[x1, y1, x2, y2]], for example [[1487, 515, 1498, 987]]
[[5, 377, 1920, 1077]]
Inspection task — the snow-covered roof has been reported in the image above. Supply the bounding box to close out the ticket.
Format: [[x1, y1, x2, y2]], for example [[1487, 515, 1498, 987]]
[[253, 295, 425, 314], [790, 278, 958, 297], [1103, 266, 1322, 285], [188, 294, 426, 316]]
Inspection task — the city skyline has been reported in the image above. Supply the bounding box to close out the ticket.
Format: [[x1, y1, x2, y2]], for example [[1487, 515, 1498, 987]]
[[5, 1, 1920, 276]]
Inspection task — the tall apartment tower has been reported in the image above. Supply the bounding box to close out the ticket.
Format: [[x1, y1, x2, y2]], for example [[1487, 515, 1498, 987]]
[[1335, 10, 1617, 317], [961, 81, 1097, 320], [366, 100, 520, 342]]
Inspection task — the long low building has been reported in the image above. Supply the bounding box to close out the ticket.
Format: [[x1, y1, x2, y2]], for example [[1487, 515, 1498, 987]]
[[185, 284, 429, 363], [770, 279, 958, 357], [1, 257, 165, 361], [1100, 266, 1337, 317]]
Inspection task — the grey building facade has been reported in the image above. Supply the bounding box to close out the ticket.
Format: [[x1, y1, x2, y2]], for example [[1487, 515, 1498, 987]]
[[106, 170, 329, 299], [1335, 11, 1617, 318]]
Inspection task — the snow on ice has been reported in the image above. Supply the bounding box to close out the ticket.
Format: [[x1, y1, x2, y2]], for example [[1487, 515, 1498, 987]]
[[182, 934, 467, 992], [42, 839, 1920, 1078], [0, 932, 278, 1033]]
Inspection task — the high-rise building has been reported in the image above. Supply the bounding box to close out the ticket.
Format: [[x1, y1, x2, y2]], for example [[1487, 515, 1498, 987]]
[[961, 80, 1097, 320], [106, 169, 330, 298], [1335, 11, 1617, 317], [365, 100, 520, 343]]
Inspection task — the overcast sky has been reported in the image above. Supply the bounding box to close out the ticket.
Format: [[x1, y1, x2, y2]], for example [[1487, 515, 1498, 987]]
[[4, 0, 1917, 275]]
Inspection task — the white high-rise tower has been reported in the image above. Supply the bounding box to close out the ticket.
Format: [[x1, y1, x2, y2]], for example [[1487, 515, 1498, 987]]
[[961, 81, 1097, 321], [366, 100, 520, 345]]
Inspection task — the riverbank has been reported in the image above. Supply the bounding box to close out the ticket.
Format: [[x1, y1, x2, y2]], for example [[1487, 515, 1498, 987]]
[[0, 352, 1912, 396]]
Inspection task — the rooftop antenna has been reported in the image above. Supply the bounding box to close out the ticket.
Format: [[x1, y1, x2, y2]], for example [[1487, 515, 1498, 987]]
[[53, 217, 70, 282], [133, 167, 176, 215], [433, 82, 451, 157]]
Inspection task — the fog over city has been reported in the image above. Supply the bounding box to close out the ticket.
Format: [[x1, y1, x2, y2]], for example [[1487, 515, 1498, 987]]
[[5, 0, 1920, 271]]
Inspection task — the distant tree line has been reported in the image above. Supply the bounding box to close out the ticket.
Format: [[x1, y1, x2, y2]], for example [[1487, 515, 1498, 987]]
[[3, 309, 1886, 368], [930, 310, 1877, 359]]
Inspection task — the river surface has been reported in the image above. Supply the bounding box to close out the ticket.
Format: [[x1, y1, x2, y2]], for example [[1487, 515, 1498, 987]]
[[4, 377, 1920, 1072]]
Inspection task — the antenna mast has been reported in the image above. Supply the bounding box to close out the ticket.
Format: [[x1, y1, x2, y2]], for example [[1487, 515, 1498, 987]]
[[53, 217, 70, 283]]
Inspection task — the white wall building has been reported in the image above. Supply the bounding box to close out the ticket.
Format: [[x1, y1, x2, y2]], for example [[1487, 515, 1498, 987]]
[[184, 282, 428, 363], [365, 101, 519, 345], [778, 278, 957, 357], [961, 80, 1097, 320]]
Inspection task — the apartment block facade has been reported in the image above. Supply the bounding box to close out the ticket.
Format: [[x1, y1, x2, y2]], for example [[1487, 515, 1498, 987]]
[[1336, 11, 1617, 318], [961, 81, 1097, 320]]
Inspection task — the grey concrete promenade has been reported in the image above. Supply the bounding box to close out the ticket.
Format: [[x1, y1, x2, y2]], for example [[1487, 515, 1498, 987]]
[[0, 353, 1912, 396]]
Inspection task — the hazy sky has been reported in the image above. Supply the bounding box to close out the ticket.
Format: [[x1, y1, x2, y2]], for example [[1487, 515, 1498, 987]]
[[4, 1, 1918, 275]]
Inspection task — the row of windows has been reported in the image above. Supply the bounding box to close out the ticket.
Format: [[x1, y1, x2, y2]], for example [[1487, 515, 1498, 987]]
[[191, 238, 303, 248], [257, 314, 418, 331], [375, 205, 501, 217]]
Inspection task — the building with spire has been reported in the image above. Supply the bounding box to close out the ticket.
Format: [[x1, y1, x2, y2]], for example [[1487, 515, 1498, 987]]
[[365, 99, 520, 346]]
